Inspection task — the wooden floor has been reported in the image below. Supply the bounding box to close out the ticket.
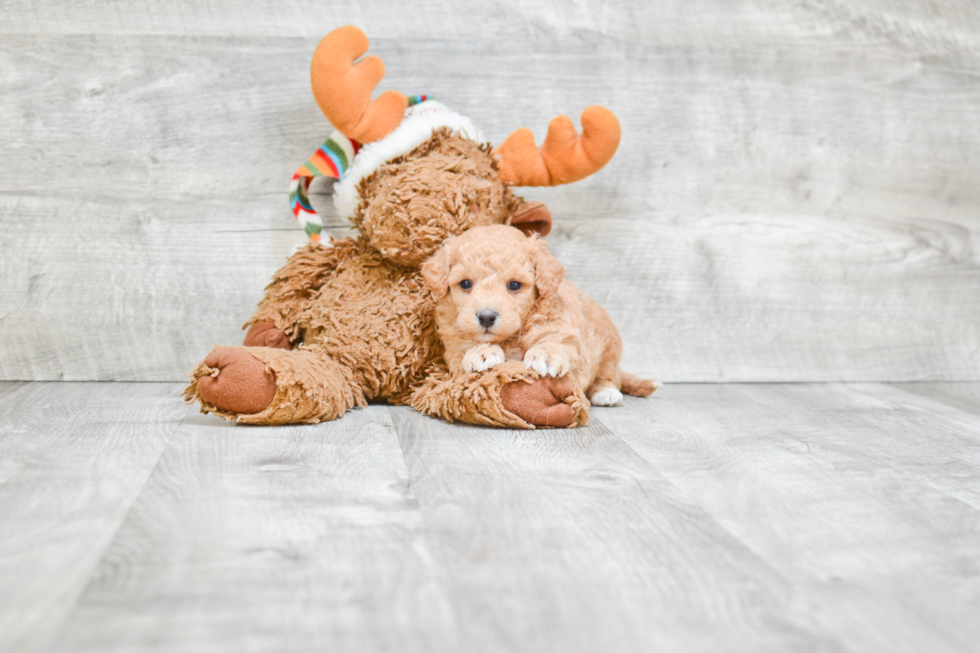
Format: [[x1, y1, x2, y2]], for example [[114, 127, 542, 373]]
[[1, 382, 978, 653]]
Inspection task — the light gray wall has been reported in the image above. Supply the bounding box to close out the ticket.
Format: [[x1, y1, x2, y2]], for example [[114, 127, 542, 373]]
[[1, 0, 978, 382]]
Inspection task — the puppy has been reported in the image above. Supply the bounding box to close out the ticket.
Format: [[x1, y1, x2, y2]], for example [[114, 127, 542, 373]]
[[421, 224, 658, 406]]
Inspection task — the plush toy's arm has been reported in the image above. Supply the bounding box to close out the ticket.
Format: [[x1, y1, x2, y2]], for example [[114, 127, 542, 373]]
[[245, 238, 357, 342], [410, 361, 589, 429]]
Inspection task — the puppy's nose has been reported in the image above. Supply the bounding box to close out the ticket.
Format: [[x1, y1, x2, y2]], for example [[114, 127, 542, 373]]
[[477, 310, 498, 328]]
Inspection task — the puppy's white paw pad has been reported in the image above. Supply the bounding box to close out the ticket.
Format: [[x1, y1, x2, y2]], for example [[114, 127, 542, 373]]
[[462, 345, 506, 373], [590, 387, 623, 407], [529, 358, 552, 376], [523, 349, 570, 378]]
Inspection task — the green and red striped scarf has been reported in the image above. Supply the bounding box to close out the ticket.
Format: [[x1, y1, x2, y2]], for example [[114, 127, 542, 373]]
[[289, 94, 431, 244]]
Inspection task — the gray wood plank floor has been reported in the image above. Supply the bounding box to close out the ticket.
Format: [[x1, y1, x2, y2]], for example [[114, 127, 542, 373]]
[[2, 381, 979, 653]]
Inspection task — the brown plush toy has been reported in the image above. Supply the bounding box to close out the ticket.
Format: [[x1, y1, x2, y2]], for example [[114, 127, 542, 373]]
[[183, 25, 622, 428]]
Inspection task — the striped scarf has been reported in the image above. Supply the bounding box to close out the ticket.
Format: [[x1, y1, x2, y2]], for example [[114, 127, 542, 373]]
[[290, 94, 431, 244]]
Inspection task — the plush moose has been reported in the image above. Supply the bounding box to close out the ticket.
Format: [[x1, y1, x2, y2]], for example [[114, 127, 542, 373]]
[[183, 25, 622, 428]]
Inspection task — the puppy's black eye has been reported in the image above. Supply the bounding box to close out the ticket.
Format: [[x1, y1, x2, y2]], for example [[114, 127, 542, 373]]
[[508, 281, 522, 291], [460, 279, 472, 290]]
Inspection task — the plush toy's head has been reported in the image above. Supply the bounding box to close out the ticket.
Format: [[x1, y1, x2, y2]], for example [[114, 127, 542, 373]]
[[291, 25, 623, 268], [322, 98, 524, 268], [351, 128, 515, 268]]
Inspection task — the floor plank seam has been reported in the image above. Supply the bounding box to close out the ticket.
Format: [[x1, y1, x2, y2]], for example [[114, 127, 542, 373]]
[[387, 408, 476, 649], [41, 398, 194, 652]]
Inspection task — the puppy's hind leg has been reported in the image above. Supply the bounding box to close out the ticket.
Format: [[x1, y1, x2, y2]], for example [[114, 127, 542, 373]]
[[589, 383, 624, 407], [585, 341, 660, 405], [587, 349, 625, 407]]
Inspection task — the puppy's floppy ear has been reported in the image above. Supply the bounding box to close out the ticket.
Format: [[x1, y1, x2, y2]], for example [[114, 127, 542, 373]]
[[422, 241, 453, 299], [531, 237, 564, 298]]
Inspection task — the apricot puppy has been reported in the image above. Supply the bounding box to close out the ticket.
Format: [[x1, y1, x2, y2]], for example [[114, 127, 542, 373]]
[[422, 224, 658, 406]]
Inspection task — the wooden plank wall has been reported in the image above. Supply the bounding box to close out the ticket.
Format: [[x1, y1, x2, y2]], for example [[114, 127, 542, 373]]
[[1, 0, 978, 382]]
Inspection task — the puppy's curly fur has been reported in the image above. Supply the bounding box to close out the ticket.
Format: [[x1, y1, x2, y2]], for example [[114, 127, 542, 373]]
[[422, 225, 658, 406]]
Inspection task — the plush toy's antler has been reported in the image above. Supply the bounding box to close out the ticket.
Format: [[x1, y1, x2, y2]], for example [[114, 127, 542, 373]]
[[495, 106, 621, 186], [310, 25, 407, 144]]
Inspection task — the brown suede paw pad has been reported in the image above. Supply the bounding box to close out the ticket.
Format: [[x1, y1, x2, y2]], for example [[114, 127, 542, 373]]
[[243, 321, 291, 350], [500, 376, 578, 428], [197, 347, 277, 416]]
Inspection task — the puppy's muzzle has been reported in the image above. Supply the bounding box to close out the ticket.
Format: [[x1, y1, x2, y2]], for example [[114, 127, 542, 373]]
[[477, 310, 498, 329]]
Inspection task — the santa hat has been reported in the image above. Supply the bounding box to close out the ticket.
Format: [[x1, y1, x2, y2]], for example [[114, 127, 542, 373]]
[[290, 97, 485, 244]]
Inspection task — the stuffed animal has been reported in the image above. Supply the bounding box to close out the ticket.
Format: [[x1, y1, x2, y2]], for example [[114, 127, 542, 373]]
[[183, 25, 622, 428]]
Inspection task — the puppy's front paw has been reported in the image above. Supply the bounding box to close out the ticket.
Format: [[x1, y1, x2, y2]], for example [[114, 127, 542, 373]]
[[523, 344, 571, 378], [462, 344, 506, 373]]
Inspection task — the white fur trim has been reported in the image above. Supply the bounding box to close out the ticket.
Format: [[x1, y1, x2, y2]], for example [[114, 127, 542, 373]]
[[332, 101, 485, 221]]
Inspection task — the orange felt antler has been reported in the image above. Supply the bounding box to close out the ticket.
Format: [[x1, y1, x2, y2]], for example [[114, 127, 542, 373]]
[[310, 25, 407, 144], [495, 106, 621, 186]]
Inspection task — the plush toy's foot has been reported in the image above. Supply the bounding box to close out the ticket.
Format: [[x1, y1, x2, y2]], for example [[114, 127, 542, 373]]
[[196, 346, 277, 415], [243, 321, 291, 349], [501, 376, 578, 427], [184, 345, 365, 425]]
